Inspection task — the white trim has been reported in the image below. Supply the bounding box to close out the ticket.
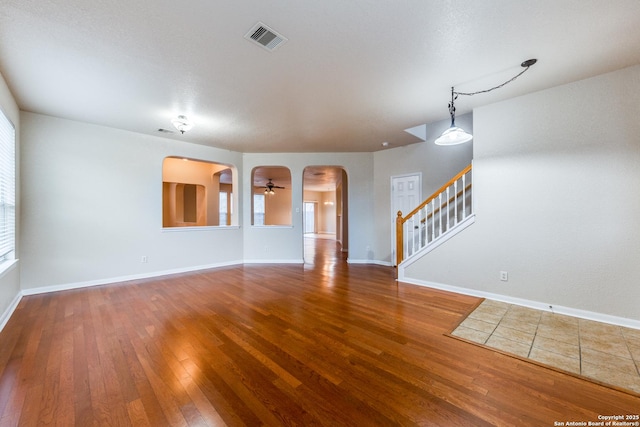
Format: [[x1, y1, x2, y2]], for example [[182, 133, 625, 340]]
[[243, 259, 304, 264], [20, 256, 392, 298], [162, 225, 241, 232], [0, 258, 18, 279], [397, 214, 475, 277], [390, 172, 422, 266], [347, 258, 392, 266], [21, 260, 244, 296], [0, 291, 22, 333], [400, 277, 640, 330]]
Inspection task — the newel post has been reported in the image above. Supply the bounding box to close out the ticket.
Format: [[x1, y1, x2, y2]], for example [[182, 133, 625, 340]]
[[396, 211, 404, 266]]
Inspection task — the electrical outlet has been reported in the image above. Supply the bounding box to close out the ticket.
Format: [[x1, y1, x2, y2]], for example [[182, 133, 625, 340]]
[[500, 271, 508, 281], [141, 256, 148, 263]]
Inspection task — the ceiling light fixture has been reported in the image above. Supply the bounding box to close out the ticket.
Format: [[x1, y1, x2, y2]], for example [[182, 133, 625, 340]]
[[264, 179, 282, 195], [434, 59, 537, 146], [171, 115, 193, 134]]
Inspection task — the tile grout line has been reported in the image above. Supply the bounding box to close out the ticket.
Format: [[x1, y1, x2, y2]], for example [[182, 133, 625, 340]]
[[577, 317, 583, 375], [621, 327, 640, 378], [526, 312, 540, 359], [487, 303, 511, 345]]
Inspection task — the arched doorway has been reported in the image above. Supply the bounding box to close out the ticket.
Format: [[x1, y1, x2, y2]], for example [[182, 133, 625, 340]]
[[302, 166, 348, 264]]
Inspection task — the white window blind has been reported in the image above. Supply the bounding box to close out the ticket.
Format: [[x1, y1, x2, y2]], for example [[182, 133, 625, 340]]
[[0, 108, 15, 262]]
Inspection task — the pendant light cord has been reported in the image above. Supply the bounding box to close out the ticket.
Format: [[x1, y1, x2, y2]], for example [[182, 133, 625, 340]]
[[437, 59, 536, 145], [453, 60, 536, 97]]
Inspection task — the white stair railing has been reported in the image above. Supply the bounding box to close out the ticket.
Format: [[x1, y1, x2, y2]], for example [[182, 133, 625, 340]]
[[396, 164, 472, 265]]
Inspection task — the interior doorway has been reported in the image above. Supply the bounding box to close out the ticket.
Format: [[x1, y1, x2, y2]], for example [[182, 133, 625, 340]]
[[390, 173, 421, 265], [302, 166, 348, 264]]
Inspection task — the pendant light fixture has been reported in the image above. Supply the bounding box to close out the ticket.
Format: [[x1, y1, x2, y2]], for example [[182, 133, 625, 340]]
[[434, 59, 537, 146]]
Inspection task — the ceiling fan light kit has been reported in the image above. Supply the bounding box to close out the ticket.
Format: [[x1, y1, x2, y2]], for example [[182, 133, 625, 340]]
[[434, 58, 537, 146], [264, 178, 284, 195]]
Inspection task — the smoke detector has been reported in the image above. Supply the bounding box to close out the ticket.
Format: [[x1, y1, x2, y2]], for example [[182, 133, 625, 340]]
[[244, 22, 288, 51]]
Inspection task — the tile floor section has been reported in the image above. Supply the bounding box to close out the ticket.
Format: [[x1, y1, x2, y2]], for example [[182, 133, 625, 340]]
[[451, 299, 640, 394]]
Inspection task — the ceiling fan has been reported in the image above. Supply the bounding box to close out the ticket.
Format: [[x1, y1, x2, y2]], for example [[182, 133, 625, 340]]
[[264, 178, 284, 195]]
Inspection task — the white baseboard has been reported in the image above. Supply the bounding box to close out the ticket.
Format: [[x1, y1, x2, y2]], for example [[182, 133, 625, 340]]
[[347, 258, 392, 266], [0, 291, 22, 333], [400, 277, 640, 330], [243, 259, 304, 265], [21, 260, 244, 296]]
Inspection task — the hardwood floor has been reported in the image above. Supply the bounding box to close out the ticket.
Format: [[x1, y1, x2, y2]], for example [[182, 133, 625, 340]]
[[1, 239, 638, 426]]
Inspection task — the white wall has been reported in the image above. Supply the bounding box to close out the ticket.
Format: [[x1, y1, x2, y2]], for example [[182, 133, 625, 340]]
[[0, 71, 20, 325], [20, 113, 244, 291], [404, 65, 640, 322], [372, 114, 473, 263], [243, 152, 374, 263]]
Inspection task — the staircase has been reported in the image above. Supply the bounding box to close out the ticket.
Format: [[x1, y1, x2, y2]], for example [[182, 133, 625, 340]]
[[396, 164, 474, 267]]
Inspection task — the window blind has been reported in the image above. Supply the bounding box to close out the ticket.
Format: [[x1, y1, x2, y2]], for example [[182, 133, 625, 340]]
[[0, 108, 15, 262]]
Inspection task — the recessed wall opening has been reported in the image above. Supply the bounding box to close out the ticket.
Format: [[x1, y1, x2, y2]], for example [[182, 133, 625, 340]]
[[162, 157, 237, 228], [251, 166, 292, 226]]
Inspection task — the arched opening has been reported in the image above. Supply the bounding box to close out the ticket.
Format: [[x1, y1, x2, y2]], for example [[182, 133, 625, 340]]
[[251, 166, 292, 226], [302, 166, 348, 264]]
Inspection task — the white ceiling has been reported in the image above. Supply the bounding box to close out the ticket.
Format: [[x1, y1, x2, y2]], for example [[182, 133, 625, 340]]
[[1, 1, 640, 153]]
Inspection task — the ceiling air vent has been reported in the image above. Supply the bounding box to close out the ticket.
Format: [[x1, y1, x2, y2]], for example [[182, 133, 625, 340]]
[[245, 22, 288, 51]]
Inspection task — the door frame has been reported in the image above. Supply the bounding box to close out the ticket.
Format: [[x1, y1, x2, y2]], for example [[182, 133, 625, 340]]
[[390, 172, 422, 265]]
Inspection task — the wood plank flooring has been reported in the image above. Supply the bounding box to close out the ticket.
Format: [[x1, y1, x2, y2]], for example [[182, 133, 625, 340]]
[[0, 238, 638, 426]]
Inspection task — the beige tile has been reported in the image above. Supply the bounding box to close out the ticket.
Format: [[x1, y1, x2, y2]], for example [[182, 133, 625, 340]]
[[468, 311, 503, 325], [627, 342, 640, 364], [621, 326, 640, 341], [503, 306, 541, 325], [493, 324, 535, 346], [498, 317, 539, 335], [532, 335, 579, 360], [480, 299, 510, 309], [485, 335, 531, 358], [458, 317, 497, 334], [451, 326, 490, 344], [529, 347, 580, 374], [580, 334, 632, 359], [579, 318, 623, 338], [468, 303, 507, 324], [623, 329, 640, 349], [536, 324, 579, 346], [477, 299, 510, 312], [580, 347, 638, 376], [582, 362, 640, 394], [539, 312, 579, 332]]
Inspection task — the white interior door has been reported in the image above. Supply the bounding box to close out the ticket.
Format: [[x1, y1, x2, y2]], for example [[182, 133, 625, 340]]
[[391, 174, 421, 263]]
